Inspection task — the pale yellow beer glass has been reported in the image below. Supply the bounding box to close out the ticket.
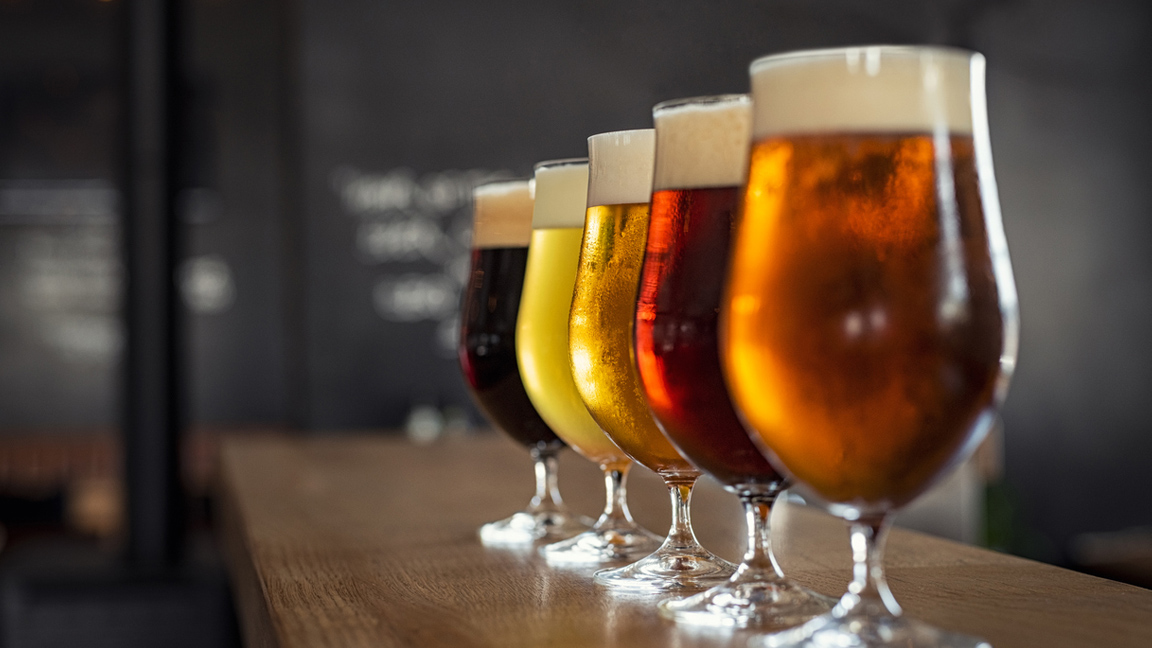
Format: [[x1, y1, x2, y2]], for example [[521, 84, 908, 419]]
[[517, 158, 660, 564]]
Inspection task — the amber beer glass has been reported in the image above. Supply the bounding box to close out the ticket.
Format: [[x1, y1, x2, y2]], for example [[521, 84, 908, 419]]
[[459, 180, 588, 545], [724, 47, 1018, 647], [635, 95, 829, 628], [570, 129, 733, 591], [515, 160, 660, 564]]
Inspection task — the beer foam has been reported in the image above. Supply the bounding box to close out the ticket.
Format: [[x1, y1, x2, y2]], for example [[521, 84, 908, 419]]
[[470, 180, 534, 248], [586, 129, 655, 207], [532, 159, 589, 229], [652, 95, 752, 190], [750, 46, 976, 139]]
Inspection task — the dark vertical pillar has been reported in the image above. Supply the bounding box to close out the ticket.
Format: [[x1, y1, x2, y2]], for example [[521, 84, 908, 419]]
[[277, 0, 309, 429], [122, 0, 185, 568]]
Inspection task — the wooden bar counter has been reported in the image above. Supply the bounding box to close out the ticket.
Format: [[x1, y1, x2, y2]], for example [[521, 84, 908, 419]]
[[219, 434, 1152, 648]]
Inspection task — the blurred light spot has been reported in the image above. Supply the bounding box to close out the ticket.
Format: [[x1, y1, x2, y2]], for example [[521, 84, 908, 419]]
[[180, 255, 235, 313], [446, 255, 471, 286], [357, 217, 447, 263], [436, 317, 459, 357], [844, 311, 864, 339], [332, 167, 416, 213], [43, 315, 122, 361], [372, 274, 457, 322], [18, 229, 120, 312], [406, 404, 444, 443]]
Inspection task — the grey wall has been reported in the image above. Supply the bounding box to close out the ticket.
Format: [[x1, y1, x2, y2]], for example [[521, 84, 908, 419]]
[[974, 1, 1152, 555], [0, 0, 289, 428], [0, 0, 120, 429]]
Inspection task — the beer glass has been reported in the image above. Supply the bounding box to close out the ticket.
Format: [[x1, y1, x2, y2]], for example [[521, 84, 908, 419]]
[[459, 180, 589, 546], [723, 47, 1018, 647], [570, 130, 735, 592], [516, 160, 661, 564], [635, 95, 830, 628]]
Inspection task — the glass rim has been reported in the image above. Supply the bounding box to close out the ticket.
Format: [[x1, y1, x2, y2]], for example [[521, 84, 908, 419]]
[[652, 93, 750, 116], [534, 157, 588, 172], [587, 128, 652, 145], [472, 177, 531, 194], [750, 44, 978, 75]]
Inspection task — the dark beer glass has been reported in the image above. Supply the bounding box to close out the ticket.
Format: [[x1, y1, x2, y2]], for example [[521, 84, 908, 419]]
[[724, 47, 1018, 647], [459, 180, 589, 546], [570, 130, 734, 592], [635, 95, 830, 628]]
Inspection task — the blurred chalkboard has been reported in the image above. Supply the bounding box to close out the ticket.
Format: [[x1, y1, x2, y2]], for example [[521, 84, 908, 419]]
[[290, 0, 948, 429]]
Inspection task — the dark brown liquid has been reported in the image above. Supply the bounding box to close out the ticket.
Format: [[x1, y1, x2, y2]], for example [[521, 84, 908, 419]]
[[725, 134, 1004, 507], [459, 246, 563, 451], [636, 186, 782, 489]]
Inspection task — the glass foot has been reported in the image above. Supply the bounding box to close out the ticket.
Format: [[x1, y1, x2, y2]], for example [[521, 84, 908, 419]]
[[478, 508, 591, 546], [593, 542, 735, 592], [756, 610, 991, 648], [540, 520, 662, 565], [659, 570, 833, 630]]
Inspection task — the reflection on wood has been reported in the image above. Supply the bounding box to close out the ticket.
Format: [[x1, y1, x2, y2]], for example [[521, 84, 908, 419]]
[[219, 434, 1152, 648]]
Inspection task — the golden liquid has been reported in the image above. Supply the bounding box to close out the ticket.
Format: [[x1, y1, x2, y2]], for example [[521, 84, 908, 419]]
[[723, 134, 1004, 508], [570, 204, 698, 479], [516, 227, 630, 470]]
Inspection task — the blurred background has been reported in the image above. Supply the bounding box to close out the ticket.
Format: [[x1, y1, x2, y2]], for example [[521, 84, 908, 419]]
[[0, 0, 1149, 644]]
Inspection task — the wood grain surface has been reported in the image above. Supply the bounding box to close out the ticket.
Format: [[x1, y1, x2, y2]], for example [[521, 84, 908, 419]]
[[218, 434, 1152, 648]]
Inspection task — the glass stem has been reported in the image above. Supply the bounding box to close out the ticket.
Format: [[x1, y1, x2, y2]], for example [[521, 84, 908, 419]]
[[596, 463, 635, 528], [737, 493, 784, 579], [663, 476, 701, 549], [839, 515, 901, 618], [527, 447, 563, 513]]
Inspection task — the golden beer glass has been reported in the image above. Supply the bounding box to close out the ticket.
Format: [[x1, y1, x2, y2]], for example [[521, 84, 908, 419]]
[[571, 129, 735, 592], [517, 159, 661, 564], [723, 47, 1018, 647]]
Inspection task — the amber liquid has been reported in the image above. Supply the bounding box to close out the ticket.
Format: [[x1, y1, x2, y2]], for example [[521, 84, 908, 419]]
[[459, 246, 563, 451], [570, 203, 698, 478], [724, 134, 1004, 508], [636, 187, 782, 489]]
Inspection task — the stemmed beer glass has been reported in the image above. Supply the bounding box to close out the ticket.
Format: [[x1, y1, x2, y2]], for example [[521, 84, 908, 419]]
[[459, 180, 589, 545], [722, 46, 1018, 646], [570, 130, 735, 592], [634, 94, 831, 628], [516, 160, 662, 564]]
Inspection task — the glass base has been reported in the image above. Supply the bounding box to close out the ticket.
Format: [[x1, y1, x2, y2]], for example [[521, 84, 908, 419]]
[[478, 508, 591, 546], [540, 520, 662, 565], [658, 571, 834, 630], [756, 610, 991, 648], [592, 542, 735, 593]]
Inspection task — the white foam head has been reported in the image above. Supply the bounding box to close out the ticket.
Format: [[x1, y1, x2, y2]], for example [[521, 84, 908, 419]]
[[586, 129, 655, 207], [470, 180, 534, 248], [652, 95, 752, 191], [750, 46, 977, 140], [531, 159, 589, 229]]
